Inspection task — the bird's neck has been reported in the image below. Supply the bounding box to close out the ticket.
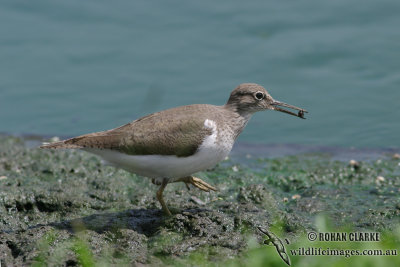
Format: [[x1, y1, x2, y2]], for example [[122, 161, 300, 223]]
[[222, 104, 254, 140]]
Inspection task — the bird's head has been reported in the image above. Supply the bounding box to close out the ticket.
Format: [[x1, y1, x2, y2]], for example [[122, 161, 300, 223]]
[[226, 83, 307, 118]]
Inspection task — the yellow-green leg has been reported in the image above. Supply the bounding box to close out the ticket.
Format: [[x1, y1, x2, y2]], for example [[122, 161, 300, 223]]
[[156, 178, 172, 216]]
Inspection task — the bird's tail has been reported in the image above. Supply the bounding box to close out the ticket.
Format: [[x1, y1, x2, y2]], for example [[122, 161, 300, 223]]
[[40, 140, 81, 149]]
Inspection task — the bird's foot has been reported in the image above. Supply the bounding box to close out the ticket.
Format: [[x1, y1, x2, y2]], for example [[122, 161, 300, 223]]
[[154, 176, 217, 216], [181, 176, 218, 192]]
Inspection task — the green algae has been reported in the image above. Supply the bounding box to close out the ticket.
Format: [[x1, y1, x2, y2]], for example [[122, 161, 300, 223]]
[[0, 136, 399, 266]]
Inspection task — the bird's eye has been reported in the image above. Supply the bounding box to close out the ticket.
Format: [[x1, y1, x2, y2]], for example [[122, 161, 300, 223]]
[[255, 92, 264, 100]]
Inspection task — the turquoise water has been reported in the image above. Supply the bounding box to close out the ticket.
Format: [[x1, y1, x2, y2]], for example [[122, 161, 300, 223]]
[[1, 0, 399, 148]]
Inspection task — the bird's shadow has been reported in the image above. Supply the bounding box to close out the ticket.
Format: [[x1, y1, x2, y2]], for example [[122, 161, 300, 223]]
[[46, 207, 207, 237], [48, 209, 164, 237]]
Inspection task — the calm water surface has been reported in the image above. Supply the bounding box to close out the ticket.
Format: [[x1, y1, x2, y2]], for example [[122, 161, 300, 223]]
[[1, 0, 399, 148]]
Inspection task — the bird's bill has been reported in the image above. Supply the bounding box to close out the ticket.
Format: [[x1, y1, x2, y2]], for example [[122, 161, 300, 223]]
[[271, 100, 308, 119]]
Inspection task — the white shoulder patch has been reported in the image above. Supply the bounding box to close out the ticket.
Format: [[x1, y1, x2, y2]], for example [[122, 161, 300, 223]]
[[202, 119, 218, 147], [204, 119, 217, 132]]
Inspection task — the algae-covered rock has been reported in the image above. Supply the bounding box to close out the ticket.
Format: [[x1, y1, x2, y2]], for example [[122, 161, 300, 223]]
[[0, 136, 399, 266]]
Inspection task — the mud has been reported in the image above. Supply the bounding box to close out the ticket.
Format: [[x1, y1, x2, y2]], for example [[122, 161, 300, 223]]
[[0, 136, 399, 266]]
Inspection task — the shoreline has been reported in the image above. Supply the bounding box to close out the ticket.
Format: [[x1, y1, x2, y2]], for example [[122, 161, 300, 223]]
[[2, 133, 399, 162]]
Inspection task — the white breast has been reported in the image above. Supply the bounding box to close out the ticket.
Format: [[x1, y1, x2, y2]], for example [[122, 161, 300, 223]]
[[84, 119, 233, 181]]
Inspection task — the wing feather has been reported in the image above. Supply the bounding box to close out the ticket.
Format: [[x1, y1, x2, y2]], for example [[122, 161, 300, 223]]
[[40, 105, 217, 157]]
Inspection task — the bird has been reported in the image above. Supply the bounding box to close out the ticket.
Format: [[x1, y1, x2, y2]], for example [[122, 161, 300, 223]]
[[40, 83, 307, 216]]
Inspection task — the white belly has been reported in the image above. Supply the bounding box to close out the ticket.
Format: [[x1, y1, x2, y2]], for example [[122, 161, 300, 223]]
[[84, 119, 233, 181], [84, 144, 231, 180]]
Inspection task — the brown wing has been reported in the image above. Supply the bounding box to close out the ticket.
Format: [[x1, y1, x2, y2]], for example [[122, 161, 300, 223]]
[[40, 105, 215, 157]]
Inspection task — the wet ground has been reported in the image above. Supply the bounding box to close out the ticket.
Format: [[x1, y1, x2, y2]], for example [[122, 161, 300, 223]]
[[0, 136, 399, 266]]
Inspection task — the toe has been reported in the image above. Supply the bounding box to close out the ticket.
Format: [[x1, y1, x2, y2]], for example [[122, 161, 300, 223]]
[[191, 177, 218, 192]]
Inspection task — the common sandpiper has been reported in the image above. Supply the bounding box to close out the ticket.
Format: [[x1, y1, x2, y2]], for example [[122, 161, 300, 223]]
[[41, 83, 307, 215]]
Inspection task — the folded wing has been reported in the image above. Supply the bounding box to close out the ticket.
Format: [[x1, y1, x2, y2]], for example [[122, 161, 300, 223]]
[[40, 105, 214, 158]]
